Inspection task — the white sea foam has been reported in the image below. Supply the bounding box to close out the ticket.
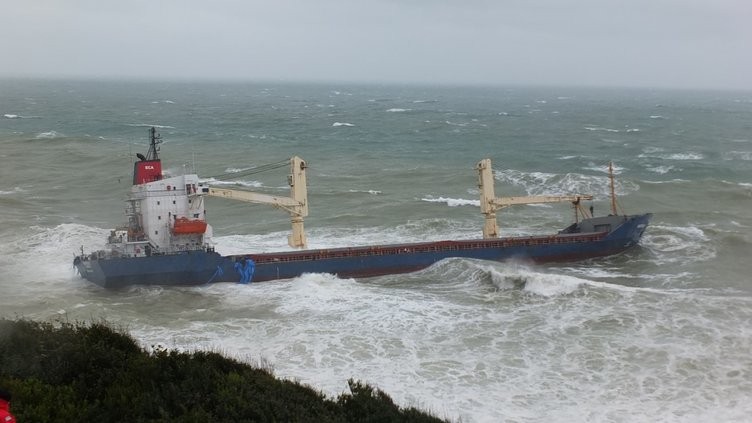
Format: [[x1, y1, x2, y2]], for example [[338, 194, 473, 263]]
[[421, 196, 480, 207], [642, 146, 665, 154], [332, 122, 354, 127], [347, 189, 382, 195], [0, 187, 25, 195], [639, 149, 704, 161], [126, 123, 175, 129], [385, 108, 411, 113], [222, 166, 255, 174], [646, 165, 675, 174], [496, 169, 638, 197], [641, 224, 716, 264], [582, 162, 625, 174], [35, 131, 62, 139], [649, 115, 665, 119], [0, 224, 107, 302], [584, 126, 640, 133], [484, 263, 674, 297], [200, 177, 263, 188], [584, 126, 620, 133], [558, 266, 636, 280], [487, 266, 586, 296], [664, 152, 704, 160], [641, 178, 690, 184], [3, 113, 40, 119], [722, 151, 752, 161]]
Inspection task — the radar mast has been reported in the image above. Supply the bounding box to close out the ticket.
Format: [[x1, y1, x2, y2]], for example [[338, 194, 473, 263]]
[[146, 127, 162, 161]]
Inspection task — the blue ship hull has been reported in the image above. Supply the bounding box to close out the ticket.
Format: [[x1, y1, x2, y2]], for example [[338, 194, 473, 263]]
[[74, 213, 651, 289]]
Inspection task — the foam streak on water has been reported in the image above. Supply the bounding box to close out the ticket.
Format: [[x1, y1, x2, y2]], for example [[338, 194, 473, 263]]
[[1, 81, 751, 422]]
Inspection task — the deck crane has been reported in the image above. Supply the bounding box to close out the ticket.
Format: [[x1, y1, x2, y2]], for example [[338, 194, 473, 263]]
[[476, 158, 593, 239], [206, 156, 309, 248]]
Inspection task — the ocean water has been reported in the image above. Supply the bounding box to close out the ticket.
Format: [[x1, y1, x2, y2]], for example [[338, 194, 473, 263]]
[[1, 79, 751, 422]]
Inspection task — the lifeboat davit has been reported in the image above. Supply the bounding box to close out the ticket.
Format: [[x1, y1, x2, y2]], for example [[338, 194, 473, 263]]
[[172, 217, 208, 235]]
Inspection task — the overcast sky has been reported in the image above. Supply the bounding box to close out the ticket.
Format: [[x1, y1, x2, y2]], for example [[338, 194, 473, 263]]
[[2, 0, 750, 90]]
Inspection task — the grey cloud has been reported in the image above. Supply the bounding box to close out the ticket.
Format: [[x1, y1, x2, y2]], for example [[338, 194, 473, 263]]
[[0, 0, 749, 90]]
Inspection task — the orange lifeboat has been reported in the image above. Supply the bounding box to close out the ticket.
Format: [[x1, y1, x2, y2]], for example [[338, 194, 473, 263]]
[[172, 217, 208, 235]]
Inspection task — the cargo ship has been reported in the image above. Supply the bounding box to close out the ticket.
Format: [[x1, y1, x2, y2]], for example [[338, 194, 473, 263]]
[[73, 128, 651, 289]]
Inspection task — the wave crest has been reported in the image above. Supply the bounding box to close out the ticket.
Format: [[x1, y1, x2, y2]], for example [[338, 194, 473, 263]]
[[496, 169, 639, 197]]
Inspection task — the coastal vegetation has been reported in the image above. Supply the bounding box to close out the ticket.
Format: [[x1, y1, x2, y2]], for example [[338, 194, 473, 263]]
[[0, 318, 445, 422]]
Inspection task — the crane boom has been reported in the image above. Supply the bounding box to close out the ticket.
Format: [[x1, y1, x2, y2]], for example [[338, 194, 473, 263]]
[[205, 156, 309, 248], [207, 188, 301, 211], [491, 194, 593, 208], [476, 158, 592, 239]]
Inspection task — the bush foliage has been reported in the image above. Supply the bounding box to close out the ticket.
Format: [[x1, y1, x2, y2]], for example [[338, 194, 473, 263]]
[[0, 319, 445, 422]]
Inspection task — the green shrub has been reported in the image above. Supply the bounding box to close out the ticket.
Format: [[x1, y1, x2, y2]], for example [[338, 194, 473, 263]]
[[0, 318, 446, 422]]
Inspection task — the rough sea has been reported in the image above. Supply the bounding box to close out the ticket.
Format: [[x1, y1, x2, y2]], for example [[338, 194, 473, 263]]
[[1, 79, 751, 422]]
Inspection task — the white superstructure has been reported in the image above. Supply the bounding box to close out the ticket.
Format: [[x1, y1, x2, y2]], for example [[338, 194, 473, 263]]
[[107, 172, 213, 257], [101, 127, 308, 258]]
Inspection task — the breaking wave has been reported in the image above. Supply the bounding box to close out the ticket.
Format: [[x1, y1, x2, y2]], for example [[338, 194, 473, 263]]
[[495, 169, 639, 197], [645, 165, 675, 174], [126, 123, 175, 129], [200, 177, 263, 188], [3, 114, 40, 119], [487, 265, 587, 296], [35, 131, 63, 139], [584, 126, 640, 133], [663, 152, 704, 160], [639, 148, 704, 161], [347, 189, 382, 195], [722, 151, 752, 161], [421, 196, 480, 207], [641, 224, 716, 265], [0, 187, 25, 195]]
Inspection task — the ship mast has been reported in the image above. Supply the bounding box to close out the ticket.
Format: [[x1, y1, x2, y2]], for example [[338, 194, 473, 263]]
[[608, 161, 618, 215], [145, 127, 162, 161]]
